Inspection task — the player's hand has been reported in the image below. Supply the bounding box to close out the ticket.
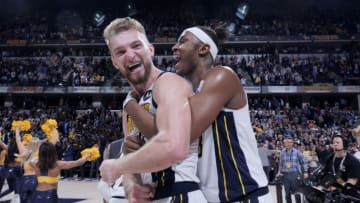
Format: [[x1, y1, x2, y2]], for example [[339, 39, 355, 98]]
[[123, 136, 143, 154], [99, 159, 122, 185], [125, 182, 154, 203], [129, 89, 141, 101]]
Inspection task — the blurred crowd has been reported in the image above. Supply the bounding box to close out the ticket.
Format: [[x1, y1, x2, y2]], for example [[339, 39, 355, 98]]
[[1, 49, 360, 86], [0, 1, 359, 181], [0, 95, 359, 179], [1, 5, 360, 87], [0, 6, 359, 42]]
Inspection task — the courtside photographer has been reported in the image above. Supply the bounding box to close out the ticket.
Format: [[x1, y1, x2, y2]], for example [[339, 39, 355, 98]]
[[303, 132, 360, 203]]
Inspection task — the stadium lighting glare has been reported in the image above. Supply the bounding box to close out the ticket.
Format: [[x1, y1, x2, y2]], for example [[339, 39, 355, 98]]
[[227, 22, 236, 33], [93, 11, 106, 27], [226, 2, 250, 34], [127, 2, 139, 16], [236, 2, 249, 20]]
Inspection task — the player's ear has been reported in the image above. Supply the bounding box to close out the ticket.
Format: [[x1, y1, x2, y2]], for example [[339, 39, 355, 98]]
[[149, 44, 155, 57], [110, 52, 119, 69], [198, 44, 211, 58], [112, 60, 120, 70]]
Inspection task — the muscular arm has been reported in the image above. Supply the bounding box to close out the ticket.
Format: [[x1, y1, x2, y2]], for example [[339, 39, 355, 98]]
[[124, 66, 242, 143], [101, 73, 192, 176], [124, 99, 158, 139], [189, 66, 245, 142], [122, 108, 145, 191]]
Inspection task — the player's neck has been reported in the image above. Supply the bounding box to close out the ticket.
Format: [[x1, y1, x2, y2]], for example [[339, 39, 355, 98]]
[[189, 63, 213, 91], [136, 67, 161, 95]]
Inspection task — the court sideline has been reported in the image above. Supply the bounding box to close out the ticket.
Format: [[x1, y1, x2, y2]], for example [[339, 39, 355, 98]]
[[0, 180, 291, 203]]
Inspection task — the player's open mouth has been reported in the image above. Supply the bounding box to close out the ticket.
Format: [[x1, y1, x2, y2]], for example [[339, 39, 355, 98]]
[[128, 63, 141, 71], [173, 55, 180, 63]]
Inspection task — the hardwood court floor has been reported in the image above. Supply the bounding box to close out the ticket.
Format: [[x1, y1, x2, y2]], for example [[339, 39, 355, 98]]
[[0, 179, 102, 203], [1, 179, 292, 203]]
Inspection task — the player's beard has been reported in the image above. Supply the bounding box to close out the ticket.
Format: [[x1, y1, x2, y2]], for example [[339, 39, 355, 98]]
[[128, 61, 151, 85]]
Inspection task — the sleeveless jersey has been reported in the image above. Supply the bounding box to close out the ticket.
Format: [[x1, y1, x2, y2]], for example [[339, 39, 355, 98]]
[[197, 82, 269, 202], [126, 73, 201, 202]]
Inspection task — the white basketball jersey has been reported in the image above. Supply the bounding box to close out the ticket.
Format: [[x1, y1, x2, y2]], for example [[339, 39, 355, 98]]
[[197, 82, 268, 202], [126, 73, 200, 195], [138, 82, 200, 185]]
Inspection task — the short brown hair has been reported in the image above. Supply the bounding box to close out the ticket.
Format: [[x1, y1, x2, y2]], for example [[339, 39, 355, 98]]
[[103, 17, 146, 46]]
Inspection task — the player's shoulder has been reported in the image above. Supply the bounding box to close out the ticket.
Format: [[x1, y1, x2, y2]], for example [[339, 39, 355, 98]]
[[159, 71, 185, 80], [155, 71, 191, 89], [204, 65, 239, 84]]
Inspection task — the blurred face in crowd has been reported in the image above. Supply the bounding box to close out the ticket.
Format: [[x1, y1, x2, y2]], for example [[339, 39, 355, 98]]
[[285, 138, 294, 150], [172, 31, 202, 77], [332, 137, 344, 151], [350, 144, 358, 152], [109, 29, 154, 86]]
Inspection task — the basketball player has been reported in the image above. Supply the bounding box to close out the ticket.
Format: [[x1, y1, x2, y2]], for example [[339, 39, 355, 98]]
[[98, 17, 207, 203], [123, 26, 273, 202]]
